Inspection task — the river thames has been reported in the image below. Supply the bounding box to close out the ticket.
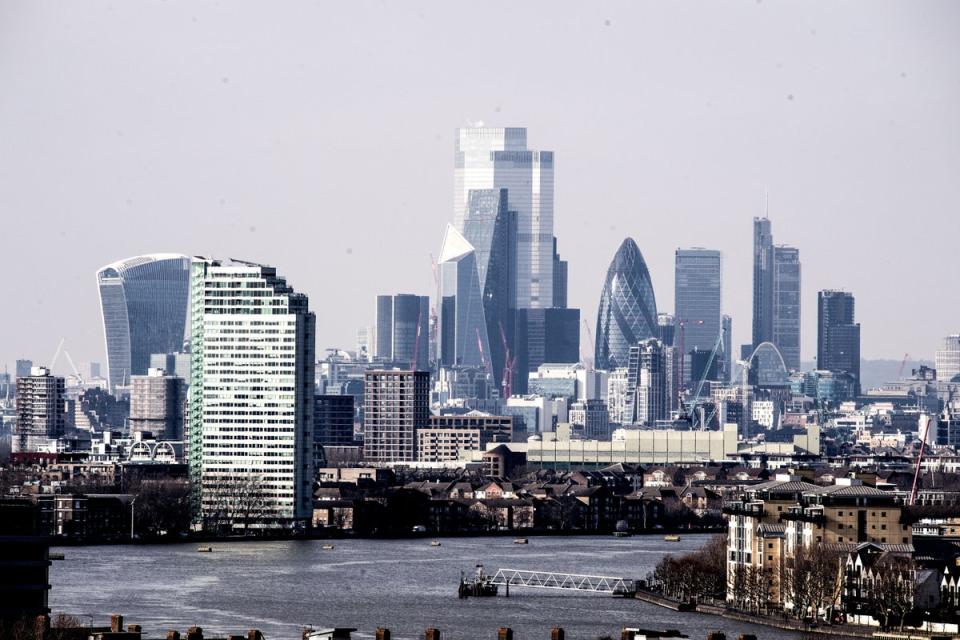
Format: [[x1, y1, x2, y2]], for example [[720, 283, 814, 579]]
[[50, 534, 798, 640]]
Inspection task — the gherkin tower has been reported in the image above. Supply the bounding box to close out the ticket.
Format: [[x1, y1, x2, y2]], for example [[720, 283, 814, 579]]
[[595, 238, 658, 370]]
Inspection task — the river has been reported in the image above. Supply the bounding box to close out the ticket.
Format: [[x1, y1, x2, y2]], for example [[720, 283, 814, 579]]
[[50, 535, 798, 640]]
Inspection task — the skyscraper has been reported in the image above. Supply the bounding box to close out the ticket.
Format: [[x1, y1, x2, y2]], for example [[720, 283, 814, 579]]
[[674, 248, 722, 382], [15, 360, 33, 379], [817, 290, 861, 394], [461, 188, 517, 388], [375, 295, 393, 360], [96, 254, 191, 392], [14, 367, 65, 453], [188, 258, 315, 529], [750, 219, 801, 371], [129, 368, 185, 440], [438, 224, 490, 371], [513, 308, 580, 393], [374, 294, 430, 369], [363, 370, 430, 463], [595, 238, 659, 371], [935, 334, 960, 383], [552, 238, 568, 310], [752, 218, 774, 349], [722, 315, 733, 382], [454, 127, 554, 309], [772, 246, 801, 371]]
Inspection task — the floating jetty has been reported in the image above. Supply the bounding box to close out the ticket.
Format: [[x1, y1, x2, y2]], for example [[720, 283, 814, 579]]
[[458, 564, 498, 598]]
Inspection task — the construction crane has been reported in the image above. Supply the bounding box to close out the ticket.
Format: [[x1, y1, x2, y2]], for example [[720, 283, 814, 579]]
[[498, 321, 517, 399], [909, 412, 934, 506], [685, 330, 723, 430], [429, 253, 440, 371], [63, 350, 84, 385], [676, 319, 704, 396], [581, 319, 594, 370], [897, 353, 910, 380], [475, 328, 492, 378], [410, 308, 424, 371]]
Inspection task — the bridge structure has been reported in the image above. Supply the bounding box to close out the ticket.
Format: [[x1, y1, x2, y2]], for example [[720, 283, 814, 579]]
[[489, 568, 635, 595]]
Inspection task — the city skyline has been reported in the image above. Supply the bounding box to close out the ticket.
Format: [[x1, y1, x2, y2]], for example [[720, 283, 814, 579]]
[[1, 1, 958, 371]]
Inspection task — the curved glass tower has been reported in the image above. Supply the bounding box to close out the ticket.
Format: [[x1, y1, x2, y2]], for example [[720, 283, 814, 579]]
[[595, 238, 658, 371], [97, 254, 191, 391]]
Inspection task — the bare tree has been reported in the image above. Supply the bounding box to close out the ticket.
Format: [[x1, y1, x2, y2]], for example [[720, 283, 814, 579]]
[[873, 556, 915, 631]]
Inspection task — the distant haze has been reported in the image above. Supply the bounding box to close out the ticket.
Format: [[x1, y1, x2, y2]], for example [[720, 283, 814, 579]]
[[1, 1, 957, 374]]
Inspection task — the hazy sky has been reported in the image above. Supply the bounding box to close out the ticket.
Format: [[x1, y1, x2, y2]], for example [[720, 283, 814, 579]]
[[1, 1, 958, 375]]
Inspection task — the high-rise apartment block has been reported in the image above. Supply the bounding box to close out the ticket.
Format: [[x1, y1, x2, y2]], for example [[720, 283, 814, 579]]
[[96, 254, 191, 392], [14, 367, 65, 453], [363, 370, 430, 463], [129, 368, 185, 440], [188, 258, 316, 529]]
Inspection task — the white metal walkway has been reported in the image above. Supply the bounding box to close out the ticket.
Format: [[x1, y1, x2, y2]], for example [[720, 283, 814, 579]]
[[489, 568, 633, 594]]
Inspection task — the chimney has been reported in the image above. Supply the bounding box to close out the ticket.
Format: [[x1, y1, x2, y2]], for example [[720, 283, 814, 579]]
[[187, 626, 204, 640], [248, 631, 265, 640], [127, 625, 143, 634], [111, 615, 124, 633], [498, 628, 513, 640], [551, 628, 565, 640], [166, 632, 181, 640], [425, 629, 441, 640], [621, 630, 634, 640], [376, 628, 391, 640]]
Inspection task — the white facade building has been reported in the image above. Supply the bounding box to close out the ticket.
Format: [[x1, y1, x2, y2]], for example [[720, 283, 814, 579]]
[[188, 258, 316, 529], [936, 334, 960, 383]]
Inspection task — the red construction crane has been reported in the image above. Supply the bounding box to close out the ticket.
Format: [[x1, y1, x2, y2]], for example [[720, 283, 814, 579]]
[[410, 308, 423, 370]]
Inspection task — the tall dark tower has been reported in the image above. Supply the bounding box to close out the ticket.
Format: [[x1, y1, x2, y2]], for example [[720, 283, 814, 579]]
[[817, 290, 861, 394], [752, 217, 774, 350]]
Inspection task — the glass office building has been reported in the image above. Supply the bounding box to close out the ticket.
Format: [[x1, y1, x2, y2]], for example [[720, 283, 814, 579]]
[[96, 254, 191, 392], [772, 246, 801, 371], [454, 127, 554, 309], [594, 238, 658, 371], [438, 224, 490, 370], [674, 248, 723, 381]]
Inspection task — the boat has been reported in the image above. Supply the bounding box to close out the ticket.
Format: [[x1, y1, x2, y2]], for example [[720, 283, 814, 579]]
[[197, 546, 213, 553], [458, 564, 499, 598], [613, 531, 632, 538], [322, 544, 335, 550], [430, 540, 442, 547], [49, 552, 65, 561], [513, 538, 528, 545], [664, 535, 681, 542]]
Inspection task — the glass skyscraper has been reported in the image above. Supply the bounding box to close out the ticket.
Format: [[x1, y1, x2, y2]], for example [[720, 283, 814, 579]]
[[454, 127, 554, 309], [772, 246, 801, 371], [674, 248, 723, 383], [96, 254, 191, 392], [188, 258, 316, 529], [594, 238, 659, 371], [462, 188, 517, 390], [752, 218, 774, 348], [374, 294, 429, 369], [817, 290, 860, 394], [438, 224, 491, 371]]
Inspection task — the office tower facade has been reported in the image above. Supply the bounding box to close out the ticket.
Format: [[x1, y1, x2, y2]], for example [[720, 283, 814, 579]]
[[375, 295, 393, 360], [149, 352, 191, 383], [513, 308, 580, 393], [569, 399, 610, 439], [314, 394, 355, 447], [14, 367, 65, 453], [626, 339, 668, 426], [553, 238, 568, 309], [454, 127, 554, 309], [97, 254, 191, 392], [392, 294, 430, 370], [188, 258, 316, 528], [363, 370, 430, 463], [129, 368, 185, 440], [752, 218, 774, 348], [462, 188, 517, 389], [15, 360, 33, 379], [438, 224, 490, 370], [936, 334, 960, 383], [595, 238, 659, 371], [772, 246, 801, 371], [675, 248, 723, 381], [817, 290, 861, 394], [657, 313, 676, 347]]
